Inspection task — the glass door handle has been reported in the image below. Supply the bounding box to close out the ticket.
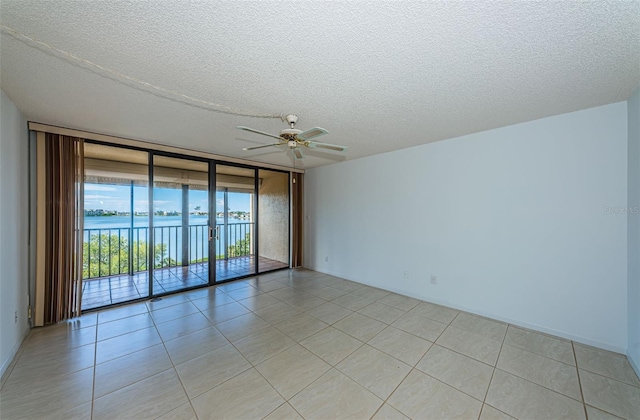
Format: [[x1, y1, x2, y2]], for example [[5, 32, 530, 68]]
[[209, 226, 220, 241]]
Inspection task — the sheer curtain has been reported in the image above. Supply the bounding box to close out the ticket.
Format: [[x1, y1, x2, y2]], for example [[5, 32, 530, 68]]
[[43, 133, 84, 323]]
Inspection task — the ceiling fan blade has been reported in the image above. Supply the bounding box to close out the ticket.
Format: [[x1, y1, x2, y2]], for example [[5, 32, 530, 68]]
[[242, 143, 283, 151], [296, 127, 328, 141], [307, 141, 348, 152], [293, 148, 304, 159], [237, 126, 283, 140]]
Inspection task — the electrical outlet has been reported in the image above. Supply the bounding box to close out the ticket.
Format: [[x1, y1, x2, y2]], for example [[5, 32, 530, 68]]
[[402, 270, 409, 279], [324, 256, 329, 262], [430, 275, 438, 285], [14, 310, 18, 323]]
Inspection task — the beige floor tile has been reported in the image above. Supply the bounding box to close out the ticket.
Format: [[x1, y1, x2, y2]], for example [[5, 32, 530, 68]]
[[282, 293, 326, 311], [175, 343, 251, 398], [253, 279, 288, 293], [94, 343, 172, 398], [290, 369, 383, 420], [264, 403, 304, 420], [504, 326, 575, 365], [0, 367, 94, 419], [10, 342, 95, 381], [336, 344, 411, 399], [155, 312, 213, 342], [254, 301, 302, 324], [23, 324, 97, 354], [436, 325, 503, 366], [410, 301, 459, 324], [202, 301, 250, 324], [451, 312, 508, 342], [55, 401, 92, 420], [156, 402, 198, 420], [164, 325, 229, 365], [275, 313, 329, 342], [233, 327, 296, 365], [331, 280, 366, 292], [226, 285, 262, 300], [580, 369, 640, 420], [358, 302, 406, 324], [585, 405, 624, 420], [237, 293, 281, 311], [256, 344, 331, 399], [95, 326, 162, 364], [417, 344, 494, 400], [307, 286, 348, 301], [183, 285, 219, 300], [97, 312, 155, 341], [485, 370, 585, 419], [575, 343, 640, 387], [93, 368, 188, 420], [215, 312, 270, 342], [305, 301, 353, 325], [388, 369, 482, 419], [300, 326, 364, 365], [350, 285, 390, 301], [268, 287, 306, 301], [378, 293, 421, 312], [146, 293, 190, 311], [392, 312, 448, 342], [150, 301, 199, 324], [191, 368, 284, 420], [479, 404, 516, 420], [368, 326, 432, 366], [332, 293, 373, 311], [333, 312, 387, 342], [98, 302, 148, 323], [497, 344, 581, 400], [371, 403, 411, 420], [190, 291, 235, 311]]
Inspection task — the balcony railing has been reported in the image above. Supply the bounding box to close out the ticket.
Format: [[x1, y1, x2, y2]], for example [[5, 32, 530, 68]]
[[83, 222, 254, 280]]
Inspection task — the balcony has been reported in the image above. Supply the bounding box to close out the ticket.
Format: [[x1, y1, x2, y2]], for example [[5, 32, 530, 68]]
[[81, 222, 288, 310]]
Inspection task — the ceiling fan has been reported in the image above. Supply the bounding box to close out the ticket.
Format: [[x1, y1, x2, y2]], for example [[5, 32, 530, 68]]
[[238, 114, 347, 160]]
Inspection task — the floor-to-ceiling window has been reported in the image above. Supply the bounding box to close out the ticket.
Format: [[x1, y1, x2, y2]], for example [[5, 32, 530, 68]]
[[80, 143, 294, 311]]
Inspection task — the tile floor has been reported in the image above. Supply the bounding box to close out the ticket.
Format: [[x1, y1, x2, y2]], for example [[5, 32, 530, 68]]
[[2, 269, 639, 419], [81, 256, 289, 310]]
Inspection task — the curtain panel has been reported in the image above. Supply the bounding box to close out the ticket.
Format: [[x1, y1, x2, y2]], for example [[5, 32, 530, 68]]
[[43, 133, 84, 324]]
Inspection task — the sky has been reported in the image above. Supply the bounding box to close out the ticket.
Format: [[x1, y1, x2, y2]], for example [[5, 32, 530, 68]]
[[84, 183, 251, 213]]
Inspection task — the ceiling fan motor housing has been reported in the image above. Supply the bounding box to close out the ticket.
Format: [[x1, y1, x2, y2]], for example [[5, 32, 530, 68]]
[[285, 114, 299, 127]]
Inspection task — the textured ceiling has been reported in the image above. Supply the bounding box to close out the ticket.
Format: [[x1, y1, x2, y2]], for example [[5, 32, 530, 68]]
[[1, 1, 639, 169]]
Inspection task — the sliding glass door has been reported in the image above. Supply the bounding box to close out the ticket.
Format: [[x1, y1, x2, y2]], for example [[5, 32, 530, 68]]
[[214, 164, 257, 281], [82, 143, 150, 310], [151, 155, 211, 294]]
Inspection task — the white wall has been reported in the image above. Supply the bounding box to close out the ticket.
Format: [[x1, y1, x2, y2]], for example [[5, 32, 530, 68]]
[[0, 90, 30, 378], [628, 87, 640, 373], [305, 102, 628, 352]]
